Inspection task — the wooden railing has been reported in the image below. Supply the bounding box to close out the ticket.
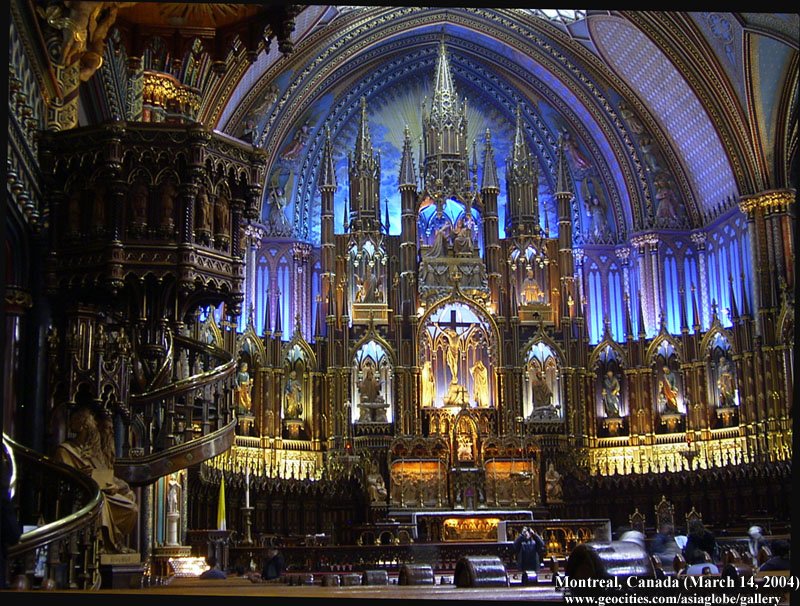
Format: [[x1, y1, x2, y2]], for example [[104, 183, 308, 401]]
[[4, 434, 102, 590], [116, 333, 237, 485]]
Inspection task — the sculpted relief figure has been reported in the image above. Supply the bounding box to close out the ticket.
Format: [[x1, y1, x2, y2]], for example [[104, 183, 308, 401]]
[[544, 462, 563, 503], [659, 365, 680, 414], [234, 362, 253, 414], [284, 370, 303, 420], [53, 407, 138, 553]]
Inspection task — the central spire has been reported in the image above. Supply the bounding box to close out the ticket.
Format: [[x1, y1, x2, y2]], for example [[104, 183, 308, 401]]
[[422, 35, 469, 197], [429, 36, 459, 126]]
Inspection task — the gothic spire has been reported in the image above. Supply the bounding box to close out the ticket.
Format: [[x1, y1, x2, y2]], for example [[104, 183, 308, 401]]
[[429, 37, 459, 127], [728, 274, 739, 321], [274, 290, 283, 336], [354, 96, 372, 166], [319, 126, 337, 191], [481, 129, 499, 192], [399, 125, 417, 188], [510, 105, 532, 176], [691, 283, 701, 331]]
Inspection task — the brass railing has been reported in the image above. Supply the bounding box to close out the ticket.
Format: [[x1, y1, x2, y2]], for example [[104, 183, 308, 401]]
[[3, 434, 102, 590]]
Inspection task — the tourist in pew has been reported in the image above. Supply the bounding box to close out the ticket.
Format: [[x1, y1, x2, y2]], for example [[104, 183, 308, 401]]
[[683, 520, 718, 566], [651, 523, 680, 566], [199, 556, 227, 579], [262, 548, 286, 580], [513, 527, 545, 574], [759, 540, 790, 571], [746, 526, 767, 567]]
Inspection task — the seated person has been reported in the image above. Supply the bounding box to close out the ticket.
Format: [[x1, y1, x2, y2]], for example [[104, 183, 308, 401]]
[[759, 540, 790, 572], [683, 520, 718, 565], [199, 555, 227, 579], [261, 548, 285, 580]]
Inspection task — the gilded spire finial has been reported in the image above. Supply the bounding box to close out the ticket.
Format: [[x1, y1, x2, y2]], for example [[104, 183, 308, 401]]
[[399, 124, 417, 188]]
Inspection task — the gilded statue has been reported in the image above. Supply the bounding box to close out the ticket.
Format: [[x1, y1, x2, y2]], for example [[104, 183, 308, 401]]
[[470, 359, 489, 408], [53, 407, 138, 553], [658, 365, 680, 413], [420, 360, 436, 408], [234, 362, 253, 414], [284, 370, 303, 419], [355, 262, 379, 303], [436, 324, 461, 384], [601, 369, 621, 417], [716, 355, 735, 408], [520, 268, 544, 304]]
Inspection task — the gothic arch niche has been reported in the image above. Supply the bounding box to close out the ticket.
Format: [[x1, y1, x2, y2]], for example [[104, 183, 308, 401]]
[[649, 338, 686, 434], [281, 335, 316, 440], [510, 245, 549, 307], [592, 344, 628, 437], [704, 331, 739, 429], [351, 339, 394, 424], [349, 237, 387, 323], [523, 341, 563, 422], [418, 300, 498, 409]]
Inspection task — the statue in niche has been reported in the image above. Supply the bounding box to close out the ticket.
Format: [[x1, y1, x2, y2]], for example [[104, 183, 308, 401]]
[[366, 460, 388, 503], [470, 359, 489, 408], [355, 261, 380, 303], [421, 360, 436, 408], [658, 365, 680, 414], [457, 435, 473, 462], [716, 355, 736, 408], [436, 324, 461, 384], [531, 368, 553, 409], [159, 180, 177, 229], [54, 407, 138, 553], [267, 187, 292, 237], [167, 474, 180, 515], [130, 182, 148, 226], [214, 194, 230, 237], [520, 267, 545, 304], [234, 361, 253, 414], [358, 360, 383, 403], [544, 462, 563, 503], [425, 217, 451, 259], [601, 369, 621, 417], [452, 215, 476, 255], [195, 186, 213, 233], [284, 370, 303, 419]]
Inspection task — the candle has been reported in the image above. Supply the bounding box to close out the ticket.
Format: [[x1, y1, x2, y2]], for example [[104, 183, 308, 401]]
[[245, 465, 250, 508]]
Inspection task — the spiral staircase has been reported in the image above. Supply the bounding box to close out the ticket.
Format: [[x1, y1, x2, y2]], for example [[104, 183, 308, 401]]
[[5, 328, 240, 589]]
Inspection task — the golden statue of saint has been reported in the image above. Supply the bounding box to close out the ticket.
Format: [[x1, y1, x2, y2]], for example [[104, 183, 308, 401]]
[[520, 268, 544, 304], [470, 359, 489, 408], [420, 360, 436, 408]]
